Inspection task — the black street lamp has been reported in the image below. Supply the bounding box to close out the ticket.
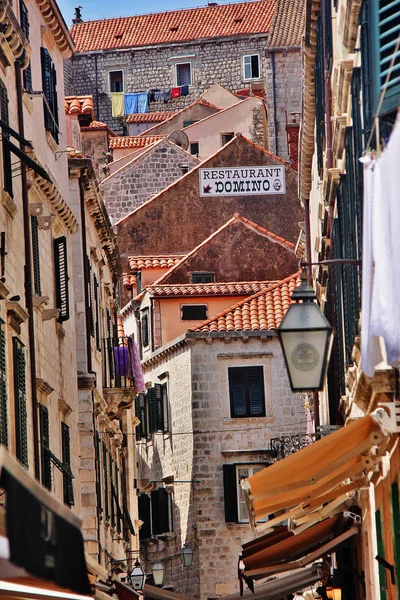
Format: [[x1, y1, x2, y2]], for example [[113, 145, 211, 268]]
[[128, 559, 146, 591], [152, 562, 165, 587], [277, 271, 333, 392], [180, 543, 193, 567]]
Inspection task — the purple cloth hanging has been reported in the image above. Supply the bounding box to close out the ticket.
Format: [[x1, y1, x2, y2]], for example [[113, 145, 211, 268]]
[[113, 346, 130, 378], [129, 339, 146, 393]]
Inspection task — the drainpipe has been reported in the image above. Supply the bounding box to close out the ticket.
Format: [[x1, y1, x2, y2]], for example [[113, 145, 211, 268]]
[[15, 60, 40, 480], [94, 54, 100, 121], [270, 50, 279, 156]]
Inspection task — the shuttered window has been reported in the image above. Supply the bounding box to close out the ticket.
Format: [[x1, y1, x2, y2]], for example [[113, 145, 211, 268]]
[[0, 79, 12, 198], [375, 507, 388, 600], [19, 0, 32, 92], [138, 494, 151, 540], [141, 313, 149, 347], [31, 216, 41, 296], [373, 0, 400, 116], [223, 464, 267, 523], [95, 431, 102, 514], [13, 338, 28, 468], [54, 236, 70, 322], [39, 404, 51, 490], [88, 259, 94, 337], [151, 488, 171, 535], [314, 14, 325, 174], [103, 442, 110, 521], [228, 366, 265, 418], [148, 387, 157, 434], [40, 47, 59, 143], [110, 455, 115, 527], [135, 393, 147, 439], [61, 422, 74, 506], [0, 320, 7, 448], [94, 274, 101, 351]]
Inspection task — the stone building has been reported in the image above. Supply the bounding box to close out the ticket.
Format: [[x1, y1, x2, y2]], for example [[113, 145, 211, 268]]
[[66, 0, 303, 159]]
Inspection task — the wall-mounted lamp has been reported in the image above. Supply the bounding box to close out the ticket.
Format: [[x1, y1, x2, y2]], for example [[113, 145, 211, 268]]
[[128, 559, 146, 591], [180, 542, 193, 567], [152, 562, 164, 587]]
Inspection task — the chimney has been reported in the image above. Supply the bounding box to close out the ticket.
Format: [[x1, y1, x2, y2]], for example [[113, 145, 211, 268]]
[[72, 6, 83, 24]]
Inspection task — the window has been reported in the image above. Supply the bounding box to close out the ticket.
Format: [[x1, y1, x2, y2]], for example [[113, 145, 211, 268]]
[[61, 422, 74, 506], [181, 304, 207, 321], [223, 463, 267, 523], [136, 271, 142, 294], [13, 338, 28, 468], [135, 383, 170, 439], [221, 133, 234, 146], [228, 366, 265, 418], [41, 48, 59, 143], [0, 78, 13, 197], [243, 54, 260, 80], [190, 142, 199, 156], [138, 487, 173, 539], [141, 312, 149, 347], [176, 63, 192, 87], [183, 120, 198, 127], [94, 273, 101, 351], [0, 320, 7, 448], [39, 403, 51, 490], [88, 258, 94, 337], [31, 216, 41, 296], [109, 70, 124, 93], [54, 237, 70, 322], [19, 0, 32, 92], [191, 272, 214, 284]]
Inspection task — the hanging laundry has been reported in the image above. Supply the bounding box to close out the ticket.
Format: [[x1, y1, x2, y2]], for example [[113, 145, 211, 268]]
[[172, 87, 181, 99], [137, 92, 148, 114], [124, 93, 138, 114], [163, 89, 172, 103], [111, 92, 124, 118], [155, 90, 164, 101], [128, 340, 146, 393], [113, 345, 130, 378], [148, 89, 160, 103], [180, 85, 189, 96]]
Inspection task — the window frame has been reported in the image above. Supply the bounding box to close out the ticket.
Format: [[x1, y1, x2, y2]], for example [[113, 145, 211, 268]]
[[236, 463, 267, 523], [191, 272, 214, 284], [109, 69, 124, 93], [190, 142, 199, 156], [242, 54, 261, 81], [181, 304, 208, 321], [141, 310, 149, 348], [228, 365, 266, 418], [221, 132, 234, 146], [175, 62, 192, 87]]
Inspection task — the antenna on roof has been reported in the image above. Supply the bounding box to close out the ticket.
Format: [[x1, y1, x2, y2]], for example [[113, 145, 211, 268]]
[[72, 6, 83, 24]]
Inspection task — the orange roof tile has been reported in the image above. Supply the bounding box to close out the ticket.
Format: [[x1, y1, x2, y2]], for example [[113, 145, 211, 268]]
[[122, 273, 137, 288], [126, 112, 175, 124], [109, 135, 165, 149], [65, 95, 95, 116], [147, 281, 277, 297], [190, 272, 300, 332], [268, 0, 305, 47], [129, 255, 186, 270], [71, 1, 276, 53]]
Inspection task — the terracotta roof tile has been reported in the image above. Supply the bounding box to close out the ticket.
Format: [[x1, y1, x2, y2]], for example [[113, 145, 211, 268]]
[[147, 281, 276, 297], [126, 112, 175, 124], [122, 273, 137, 288], [64, 95, 95, 116], [71, 1, 276, 52], [129, 254, 186, 270], [267, 0, 305, 47], [109, 135, 165, 149], [190, 272, 300, 332]]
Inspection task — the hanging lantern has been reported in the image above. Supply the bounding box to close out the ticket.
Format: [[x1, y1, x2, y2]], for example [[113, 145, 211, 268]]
[[152, 562, 164, 587], [180, 543, 193, 567], [129, 559, 146, 591]]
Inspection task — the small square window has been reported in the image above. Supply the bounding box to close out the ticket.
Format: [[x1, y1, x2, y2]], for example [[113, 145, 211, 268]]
[[181, 304, 207, 321], [243, 54, 260, 80], [190, 142, 199, 156], [176, 63, 192, 87], [109, 70, 124, 93], [228, 366, 265, 418], [191, 272, 214, 284], [221, 132, 234, 146], [236, 465, 267, 522]]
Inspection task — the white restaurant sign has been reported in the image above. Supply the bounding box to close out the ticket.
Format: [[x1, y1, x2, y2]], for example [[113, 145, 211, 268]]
[[199, 166, 286, 197]]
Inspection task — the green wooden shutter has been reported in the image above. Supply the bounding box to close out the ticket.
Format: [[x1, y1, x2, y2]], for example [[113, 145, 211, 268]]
[[391, 480, 400, 588], [228, 368, 247, 417], [223, 464, 238, 523], [248, 367, 265, 416], [360, 1, 373, 139], [94, 274, 100, 351], [39, 403, 51, 490], [95, 431, 103, 514], [103, 442, 110, 521], [54, 236, 70, 322], [31, 216, 41, 296], [115, 463, 121, 533], [314, 14, 325, 175], [19, 0, 30, 40], [0, 78, 12, 197], [375, 507, 388, 600], [0, 320, 8, 448], [61, 422, 74, 506], [13, 338, 28, 468], [51, 63, 59, 142], [110, 455, 115, 527], [106, 309, 114, 379], [374, 0, 400, 116], [138, 494, 151, 540], [148, 387, 157, 433], [40, 47, 58, 142], [141, 314, 149, 347], [135, 393, 147, 439], [154, 383, 164, 431], [88, 259, 94, 337]]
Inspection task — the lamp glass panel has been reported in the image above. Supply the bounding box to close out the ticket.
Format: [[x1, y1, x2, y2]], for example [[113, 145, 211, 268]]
[[152, 562, 164, 586], [279, 328, 331, 390], [279, 302, 331, 330]]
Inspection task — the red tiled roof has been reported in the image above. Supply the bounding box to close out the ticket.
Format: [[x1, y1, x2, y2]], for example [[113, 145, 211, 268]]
[[147, 281, 276, 297], [190, 272, 300, 332], [126, 112, 175, 124], [71, 1, 276, 53], [109, 135, 165, 149], [129, 255, 186, 270], [64, 95, 94, 115], [122, 273, 137, 288], [268, 0, 305, 47]]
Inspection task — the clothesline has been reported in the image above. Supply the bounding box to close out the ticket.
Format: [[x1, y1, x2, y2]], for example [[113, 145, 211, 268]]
[[111, 85, 190, 118]]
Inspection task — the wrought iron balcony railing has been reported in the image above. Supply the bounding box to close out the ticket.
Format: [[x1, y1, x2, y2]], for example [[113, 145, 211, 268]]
[[269, 426, 338, 461], [103, 336, 136, 389]]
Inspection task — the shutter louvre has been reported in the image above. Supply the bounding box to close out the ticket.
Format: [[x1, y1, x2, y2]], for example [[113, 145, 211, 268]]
[[39, 404, 51, 490], [0, 78, 12, 197], [13, 338, 28, 468], [248, 367, 265, 416], [229, 368, 247, 417], [94, 274, 100, 351], [103, 443, 110, 521], [154, 383, 164, 431], [88, 259, 94, 337], [95, 431, 102, 513], [40, 47, 59, 143], [141, 314, 149, 347], [54, 237, 70, 322], [31, 216, 41, 296], [61, 422, 74, 506], [0, 320, 8, 448], [148, 387, 157, 434], [223, 464, 238, 523], [135, 393, 147, 439]]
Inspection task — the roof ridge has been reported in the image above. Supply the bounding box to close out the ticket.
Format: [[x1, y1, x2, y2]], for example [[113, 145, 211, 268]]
[[136, 98, 221, 137], [236, 215, 295, 248], [182, 97, 255, 130], [189, 271, 301, 332], [149, 280, 277, 288], [102, 137, 168, 183]]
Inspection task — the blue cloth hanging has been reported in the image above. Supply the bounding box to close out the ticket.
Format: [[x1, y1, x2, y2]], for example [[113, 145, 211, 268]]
[[180, 85, 189, 96], [124, 93, 138, 114], [137, 93, 148, 113]]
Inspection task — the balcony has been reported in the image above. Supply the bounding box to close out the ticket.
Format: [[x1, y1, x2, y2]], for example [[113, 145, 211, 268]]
[[102, 337, 136, 419], [269, 426, 338, 461], [0, 0, 30, 67]]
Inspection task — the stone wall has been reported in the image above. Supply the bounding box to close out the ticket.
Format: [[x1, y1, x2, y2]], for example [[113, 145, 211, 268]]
[[265, 49, 302, 159], [101, 139, 199, 223], [137, 335, 305, 599], [68, 37, 268, 135]]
